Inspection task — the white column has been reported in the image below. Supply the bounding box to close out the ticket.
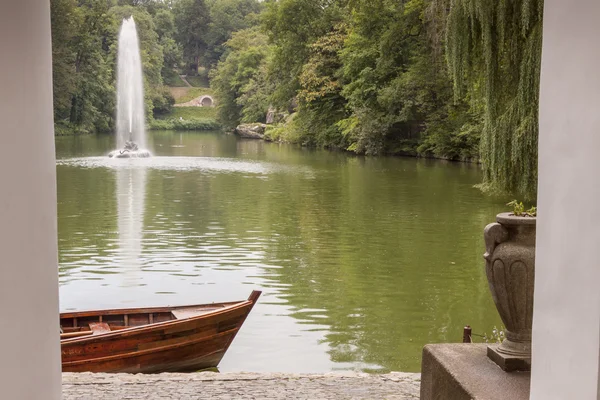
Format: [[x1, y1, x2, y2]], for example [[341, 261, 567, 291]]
[[532, 0, 600, 398], [0, 1, 61, 399]]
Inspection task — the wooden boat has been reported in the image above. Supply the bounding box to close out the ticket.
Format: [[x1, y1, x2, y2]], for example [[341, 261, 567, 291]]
[[60, 290, 261, 373]]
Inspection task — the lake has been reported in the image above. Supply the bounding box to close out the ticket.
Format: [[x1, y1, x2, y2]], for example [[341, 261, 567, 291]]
[[55, 130, 505, 373]]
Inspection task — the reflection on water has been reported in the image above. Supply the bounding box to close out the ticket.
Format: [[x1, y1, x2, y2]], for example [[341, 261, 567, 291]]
[[56, 131, 505, 373], [116, 166, 146, 288]]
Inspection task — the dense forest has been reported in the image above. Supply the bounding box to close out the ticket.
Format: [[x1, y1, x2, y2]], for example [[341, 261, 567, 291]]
[[50, 0, 261, 134], [50, 0, 542, 199]]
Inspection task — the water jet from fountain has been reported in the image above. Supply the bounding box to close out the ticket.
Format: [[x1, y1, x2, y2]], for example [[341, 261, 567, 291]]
[[109, 16, 150, 159]]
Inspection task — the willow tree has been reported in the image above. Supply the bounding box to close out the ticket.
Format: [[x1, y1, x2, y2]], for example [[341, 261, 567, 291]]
[[445, 0, 543, 200]]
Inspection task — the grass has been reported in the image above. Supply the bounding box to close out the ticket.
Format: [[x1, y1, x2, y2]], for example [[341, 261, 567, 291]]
[[150, 106, 220, 131], [168, 87, 215, 104], [158, 107, 217, 120], [163, 69, 187, 87], [176, 88, 215, 104], [186, 67, 210, 88], [185, 75, 209, 88]]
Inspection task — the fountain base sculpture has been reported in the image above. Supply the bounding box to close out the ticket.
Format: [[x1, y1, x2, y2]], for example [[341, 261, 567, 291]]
[[108, 141, 151, 158]]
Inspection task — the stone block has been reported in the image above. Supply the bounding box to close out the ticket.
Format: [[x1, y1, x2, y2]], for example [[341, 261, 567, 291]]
[[487, 344, 531, 372], [420, 344, 530, 400]]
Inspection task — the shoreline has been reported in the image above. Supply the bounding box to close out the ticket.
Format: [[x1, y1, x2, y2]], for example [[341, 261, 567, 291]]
[[231, 130, 481, 165], [54, 128, 480, 165]]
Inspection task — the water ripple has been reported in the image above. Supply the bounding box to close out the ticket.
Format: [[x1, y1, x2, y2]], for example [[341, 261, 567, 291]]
[[56, 131, 506, 374], [57, 156, 312, 176]]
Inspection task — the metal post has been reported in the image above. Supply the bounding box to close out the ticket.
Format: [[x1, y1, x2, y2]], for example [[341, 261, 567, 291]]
[[463, 325, 472, 343]]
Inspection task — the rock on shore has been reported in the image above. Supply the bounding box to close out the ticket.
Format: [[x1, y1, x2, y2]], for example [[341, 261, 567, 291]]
[[234, 123, 267, 139]]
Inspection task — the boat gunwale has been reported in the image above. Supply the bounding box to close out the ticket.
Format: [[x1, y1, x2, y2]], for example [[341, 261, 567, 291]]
[[60, 300, 242, 319], [61, 299, 253, 344]]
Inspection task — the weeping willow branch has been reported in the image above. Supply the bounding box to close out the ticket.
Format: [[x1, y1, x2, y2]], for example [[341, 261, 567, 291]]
[[446, 0, 543, 200]]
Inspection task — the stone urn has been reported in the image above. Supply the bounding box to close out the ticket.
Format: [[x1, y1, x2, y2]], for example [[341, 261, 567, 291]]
[[483, 212, 536, 371]]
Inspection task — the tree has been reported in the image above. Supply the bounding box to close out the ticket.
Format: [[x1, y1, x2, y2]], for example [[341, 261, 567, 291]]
[[173, 0, 210, 74], [153, 9, 176, 40], [204, 0, 263, 68], [50, 0, 175, 134], [295, 23, 348, 148], [445, 0, 543, 200], [153, 8, 183, 83], [62, 0, 116, 134], [50, 0, 79, 131], [211, 27, 273, 127], [214, 0, 481, 160], [261, 0, 344, 107]]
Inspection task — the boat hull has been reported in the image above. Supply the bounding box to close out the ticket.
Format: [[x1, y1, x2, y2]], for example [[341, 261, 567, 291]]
[[60, 291, 260, 373]]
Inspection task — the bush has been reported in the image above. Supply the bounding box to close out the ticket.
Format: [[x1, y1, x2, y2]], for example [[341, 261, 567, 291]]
[[54, 120, 100, 136], [152, 88, 176, 116], [148, 118, 220, 130], [264, 124, 286, 142]]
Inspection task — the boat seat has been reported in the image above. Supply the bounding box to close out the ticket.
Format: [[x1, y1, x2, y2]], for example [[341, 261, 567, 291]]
[[172, 307, 220, 320], [89, 322, 111, 335]]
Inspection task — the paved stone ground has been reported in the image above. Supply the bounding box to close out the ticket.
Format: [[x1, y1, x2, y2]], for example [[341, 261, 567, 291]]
[[63, 372, 421, 399]]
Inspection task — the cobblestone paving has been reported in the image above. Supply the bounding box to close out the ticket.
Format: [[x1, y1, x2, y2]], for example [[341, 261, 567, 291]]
[[63, 372, 421, 399]]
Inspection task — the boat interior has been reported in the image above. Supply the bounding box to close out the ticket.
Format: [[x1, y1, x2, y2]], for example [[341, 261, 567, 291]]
[[60, 304, 229, 340]]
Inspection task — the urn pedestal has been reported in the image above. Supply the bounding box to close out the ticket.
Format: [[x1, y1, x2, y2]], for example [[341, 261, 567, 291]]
[[484, 213, 536, 371]]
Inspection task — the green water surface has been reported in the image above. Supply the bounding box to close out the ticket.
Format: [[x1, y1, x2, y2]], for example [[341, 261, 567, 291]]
[[56, 130, 504, 373]]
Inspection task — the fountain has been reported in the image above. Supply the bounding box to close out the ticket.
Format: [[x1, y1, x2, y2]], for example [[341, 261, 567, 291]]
[[109, 17, 150, 158]]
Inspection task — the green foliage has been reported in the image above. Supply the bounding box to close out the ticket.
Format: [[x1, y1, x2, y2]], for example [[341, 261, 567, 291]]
[[149, 118, 220, 130], [507, 200, 525, 216], [209, 0, 477, 157], [446, 0, 543, 200], [294, 23, 348, 148], [262, 0, 345, 107], [507, 200, 537, 217], [50, 0, 78, 124], [50, 0, 261, 135], [160, 36, 184, 78], [263, 124, 287, 142], [163, 70, 187, 86], [51, 0, 543, 195], [210, 27, 273, 128], [204, 0, 264, 68], [51, 0, 181, 134], [151, 88, 175, 115], [208, 0, 542, 198], [185, 72, 210, 88], [153, 9, 175, 40], [158, 106, 217, 120], [173, 0, 211, 74], [51, 0, 116, 134], [153, 8, 184, 84]]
